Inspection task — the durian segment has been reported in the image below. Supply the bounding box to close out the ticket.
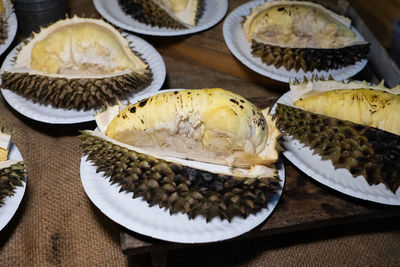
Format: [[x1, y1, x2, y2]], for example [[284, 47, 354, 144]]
[[291, 79, 400, 135], [105, 88, 280, 168], [276, 104, 400, 193], [117, 0, 203, 28], [242, 1, 364, 48], [80, 130, 281, 221], [1, 16, 153, 110], [0, 160, 26, 206], [0, 125, 11, 162], [13, 17, 148, 77], [242, 1, 369, 72]]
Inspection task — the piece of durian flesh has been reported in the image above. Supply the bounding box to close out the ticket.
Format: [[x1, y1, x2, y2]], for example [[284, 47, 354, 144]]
[[291, 80, 400, 135], [104, 88, 280, 169], [0, 126, 11, 162]]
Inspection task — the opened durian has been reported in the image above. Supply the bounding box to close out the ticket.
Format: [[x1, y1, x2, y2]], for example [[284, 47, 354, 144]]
[[275, 79, 400, 193], [80, 88, 282, 221], [242, 1, 370, 72], [1, 16, 152, 111], [0, 0, 7, 45], [118, 0, 204, 29], [0, 126, 26, 206]]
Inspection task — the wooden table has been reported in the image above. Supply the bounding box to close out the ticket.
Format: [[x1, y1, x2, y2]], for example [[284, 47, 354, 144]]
[[66, 0, 400, 266]]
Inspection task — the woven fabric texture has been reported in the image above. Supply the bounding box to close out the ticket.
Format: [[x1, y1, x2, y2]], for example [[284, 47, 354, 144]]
[[0, 97, 126, 266]]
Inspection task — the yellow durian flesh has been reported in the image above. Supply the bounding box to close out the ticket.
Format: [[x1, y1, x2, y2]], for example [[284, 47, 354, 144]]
[[0, 148, 7, 162], [0, 129, 10, 162], [294, 89, 400, 135], [14, 17, 148, 77], [105, 88, 280, 168], [243, 1, 363, 49], [166, 0, 188, 12], [157, 0, 198, 26]]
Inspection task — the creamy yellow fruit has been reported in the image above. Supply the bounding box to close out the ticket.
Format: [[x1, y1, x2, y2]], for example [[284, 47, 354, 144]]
[[294, 89, 400, 135], [30, 23, 138, 75], [0, 148, 7, 162], [243, 1, 363, 49], [106, 88, 280, 168], [0, 128, 10, 162], [163, 0, 188, 12], [157, 0, 198, 25]]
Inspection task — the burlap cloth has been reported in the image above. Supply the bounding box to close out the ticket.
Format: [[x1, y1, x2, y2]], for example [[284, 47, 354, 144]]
[[0, 59, 398, 266]]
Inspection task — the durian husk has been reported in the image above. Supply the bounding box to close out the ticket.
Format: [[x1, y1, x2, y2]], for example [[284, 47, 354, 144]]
[[0, 160, 26, 206], [1, 69, 152, 110], [275, 103, 400, 193], [80, 130, 281, 222], [117, 0, 204, 29], [0, 16, 153, 111], [251, 40, 370, 72]]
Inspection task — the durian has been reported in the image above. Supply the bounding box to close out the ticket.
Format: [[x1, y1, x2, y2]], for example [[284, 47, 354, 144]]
[[242, 1, 370, 72], [0, 0, 7, 45], [0, 127, 26, 207], [117, 0, 204, 29], [1, 16, 153, 111], [80, 88, 282, 221], [275, 79, 400, 193], [276, 104, 400, 193]]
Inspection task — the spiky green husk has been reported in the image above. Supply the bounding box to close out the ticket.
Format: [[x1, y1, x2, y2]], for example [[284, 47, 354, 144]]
[[0, 161, 26, 206], [118, 0, 190, 29], [1, 68, 153, 111], [0, 17, 7, 44], [80, 131, 281, 222], [252, 40, 370, 72], [276, 104, 400, 193]]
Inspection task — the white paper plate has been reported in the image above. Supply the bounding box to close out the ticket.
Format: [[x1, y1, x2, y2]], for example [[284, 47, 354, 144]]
[[223, 0, 368, 83], [273, 92, 400, 205], [0, 0, 17, 56], [0, 143, 26, 231], [93, 0, 228, 36], [81, 154, 284, 243], [0, 33, 166, 124], [80, 88, 285, 243]]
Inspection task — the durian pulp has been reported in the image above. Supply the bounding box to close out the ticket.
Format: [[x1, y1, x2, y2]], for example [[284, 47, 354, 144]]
[[0, 131, 10, 162], [28, 23, 144, 76], [248, 4, 360, 48], [294, 89, 400, 135], [105, 89, 279, 168], [157, 0, 198, 26]]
